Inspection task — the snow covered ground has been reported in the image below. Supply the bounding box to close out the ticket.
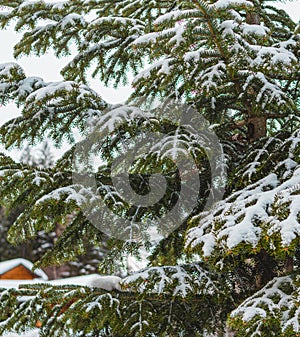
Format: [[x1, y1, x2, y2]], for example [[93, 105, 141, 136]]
[[0, 273, 122, 291], [3, 330, 39, 337]]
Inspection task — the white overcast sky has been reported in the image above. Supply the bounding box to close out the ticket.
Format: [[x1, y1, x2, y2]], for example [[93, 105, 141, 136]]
[[0, 1, 299, 160]]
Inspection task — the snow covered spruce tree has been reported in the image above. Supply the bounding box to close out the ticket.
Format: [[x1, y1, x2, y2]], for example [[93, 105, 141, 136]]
[[0, 0, 299, 336]]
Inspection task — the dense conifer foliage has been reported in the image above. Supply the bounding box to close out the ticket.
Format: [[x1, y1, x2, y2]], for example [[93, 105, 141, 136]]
[[0, 0, 299, 336]]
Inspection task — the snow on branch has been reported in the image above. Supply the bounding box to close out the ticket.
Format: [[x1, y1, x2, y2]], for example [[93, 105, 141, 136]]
[[251, 44, 297, 67], [230, 275, 300, 336], [153, 9, 199, 25], [241, 71, 293, 109], [186, 129, 300, 257], [0, 63, 27, 103], [122, 263, 222, 298], [212, 0, 253, 9], [0, 77, 107, 147], [94, 105, 150, 133]]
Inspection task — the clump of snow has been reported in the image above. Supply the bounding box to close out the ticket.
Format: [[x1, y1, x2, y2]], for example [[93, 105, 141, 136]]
[[212, 0, 253, 9], [220, 20, 238, 36], [154, 10, 197, 26], [51, 274, 122, 291], [133, 32, 159, 45], [251, 44, 297, 67], [26, 81, 90, 102], [133, 59, 175, 82], [19, 1, 41, 9], [59, 13, 85, 29], [94, 105, 150, 132], [241, 23, 269, 36], [88, 275, 122, 291]]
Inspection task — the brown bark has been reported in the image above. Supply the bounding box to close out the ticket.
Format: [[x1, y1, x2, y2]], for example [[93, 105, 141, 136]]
[[247, 116, 267, 142], [244, 10, 266, 143], [255, 273, 263, 290], [284, 256, 294, 273], [246, 12, 260, 25], [255, 249, 275, 289]]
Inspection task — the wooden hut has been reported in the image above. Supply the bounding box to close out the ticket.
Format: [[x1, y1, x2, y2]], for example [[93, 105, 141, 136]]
[[0, 258, 48, 280]]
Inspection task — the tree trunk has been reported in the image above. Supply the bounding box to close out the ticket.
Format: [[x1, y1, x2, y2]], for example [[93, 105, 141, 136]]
[[245, 11, 266, 143], [284, 256, 294, 273], [247, 116, 267, 142], [246, 12, 260, 25], [255, 249, 275, 289]]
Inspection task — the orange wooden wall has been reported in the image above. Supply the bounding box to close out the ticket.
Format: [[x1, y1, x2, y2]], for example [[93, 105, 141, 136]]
[[0, 265, 38, 280]]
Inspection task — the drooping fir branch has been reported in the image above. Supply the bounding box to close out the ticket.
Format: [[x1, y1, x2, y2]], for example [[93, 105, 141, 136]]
[[0, 95, 223, 267], [229, 275, 300, 337], [0, 62, 108, 147], [2, 0, 299, 116], [186, 126, 300, 266], [0, 262, 235, 337], [0, 0, 147, 86]]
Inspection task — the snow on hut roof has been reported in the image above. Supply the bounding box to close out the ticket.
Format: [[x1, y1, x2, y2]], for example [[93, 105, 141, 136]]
[[0, 259, 48, 280]]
